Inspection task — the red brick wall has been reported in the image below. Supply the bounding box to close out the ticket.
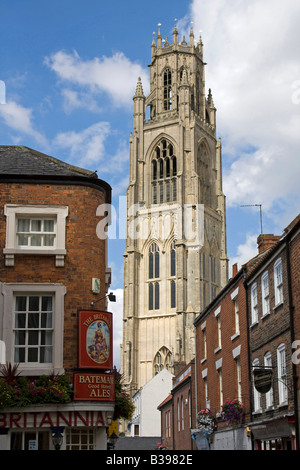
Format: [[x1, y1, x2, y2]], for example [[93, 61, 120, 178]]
[[248, 246, 295, 416], [0, 182, 109, 372], [289, 230, 300, 396], [195, 274, 251, 427]]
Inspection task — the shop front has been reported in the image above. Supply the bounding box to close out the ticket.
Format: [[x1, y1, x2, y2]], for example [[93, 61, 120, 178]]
[[249, 414, 296, 450], [0, 402, 115, 450]]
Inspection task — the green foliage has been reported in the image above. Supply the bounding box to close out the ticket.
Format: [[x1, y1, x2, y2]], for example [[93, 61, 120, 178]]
[[0, 368, 73, 409], [113, 380, 135, 421]]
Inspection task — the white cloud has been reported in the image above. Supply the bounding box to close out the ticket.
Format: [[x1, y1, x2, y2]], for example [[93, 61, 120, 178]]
[[53, 121, 111, 168], [61, 89, 102, 114], [229, 234, 258, 274], [179, 0, 300, 217], [0, 100, 47, 146], [45, 50, 150, 109]]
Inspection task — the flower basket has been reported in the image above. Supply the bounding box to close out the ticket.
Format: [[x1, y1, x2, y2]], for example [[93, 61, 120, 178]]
[[196, 409, 217, 435], [154, 442, 168, 450], [221, 399, 244, 425]]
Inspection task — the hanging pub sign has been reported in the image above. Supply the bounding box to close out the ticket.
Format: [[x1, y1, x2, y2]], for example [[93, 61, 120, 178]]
[[78, 310, 113, 369], [73, 372, 115, 402], [253, 368, 273, 394]]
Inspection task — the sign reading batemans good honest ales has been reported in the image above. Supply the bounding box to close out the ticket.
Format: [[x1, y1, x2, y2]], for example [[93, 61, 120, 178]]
[[78, 310, 113, 369], [74, 373, 115, 401], [253, 368, 273, 394]]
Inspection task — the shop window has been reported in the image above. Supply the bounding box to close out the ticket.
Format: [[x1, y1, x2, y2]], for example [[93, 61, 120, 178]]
[[65, 428, 96, 451], [10, 431, 50, 450]]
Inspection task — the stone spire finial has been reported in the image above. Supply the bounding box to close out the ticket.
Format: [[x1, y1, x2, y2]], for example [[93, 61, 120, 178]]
[[173, 20, 178, 45], [134, 77, 144, 97], [190, 23, 194, 46]]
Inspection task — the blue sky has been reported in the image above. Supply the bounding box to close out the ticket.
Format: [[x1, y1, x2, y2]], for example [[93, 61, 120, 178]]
[[1, 0, 300, 369]]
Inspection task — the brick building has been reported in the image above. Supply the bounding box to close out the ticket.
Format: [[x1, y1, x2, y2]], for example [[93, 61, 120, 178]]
[[194, 263, 253, 450], [246, 218, 300, 450], [0, 146, 114, 450], [158, 361, 196, 450]]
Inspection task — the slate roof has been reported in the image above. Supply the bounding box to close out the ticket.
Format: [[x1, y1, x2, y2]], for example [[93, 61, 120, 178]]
[[0, 145, 96, 178]]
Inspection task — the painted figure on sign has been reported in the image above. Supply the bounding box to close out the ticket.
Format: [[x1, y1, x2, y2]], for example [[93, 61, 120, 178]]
[[87, 321, 109, 364]]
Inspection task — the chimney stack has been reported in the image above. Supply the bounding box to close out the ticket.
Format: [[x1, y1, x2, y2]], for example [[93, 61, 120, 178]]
[[232, 263, 238, 277], [257, 234, 280, 254]]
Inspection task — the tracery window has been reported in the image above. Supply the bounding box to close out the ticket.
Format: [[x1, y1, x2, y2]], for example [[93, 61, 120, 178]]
[[170, 241, 176, 308], [163, 69, 172, 110], [148, 243, 160, 310], [151, 139, 177, 204], [153, 346, 172, 375]]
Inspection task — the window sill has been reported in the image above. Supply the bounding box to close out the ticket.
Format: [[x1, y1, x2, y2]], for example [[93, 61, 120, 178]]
[[261, 312, 270, 320], [214, 346, 221, 354], [273, 302, 284, 311], [3, 248, 67, 267], [231, 331, 240, 341], [250, 320, 259, 329]]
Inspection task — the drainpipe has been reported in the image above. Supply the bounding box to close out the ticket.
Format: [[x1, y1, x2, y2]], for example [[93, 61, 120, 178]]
[[286, 238, 299, 450]]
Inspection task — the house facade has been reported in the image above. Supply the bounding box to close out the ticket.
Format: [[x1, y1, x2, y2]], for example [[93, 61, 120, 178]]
[[0, 146, 114, 450], [246, 221, 300, 450], [158, 361, 196, 450]]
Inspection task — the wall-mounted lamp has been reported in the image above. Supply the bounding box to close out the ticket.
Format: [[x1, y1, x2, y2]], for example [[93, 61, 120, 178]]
[[90, 292, 116, 307]]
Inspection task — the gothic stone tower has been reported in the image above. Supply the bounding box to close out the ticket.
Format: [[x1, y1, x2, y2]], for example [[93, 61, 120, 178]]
[[121, 24, 228, 395]]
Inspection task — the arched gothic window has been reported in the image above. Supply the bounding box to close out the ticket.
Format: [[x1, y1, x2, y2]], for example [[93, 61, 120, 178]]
[[151, 139, 177, 204], [170, 241, 176, 308], [163, 69, 172, 110], [148, 243, 160, 310], [153, 346, 172, 375]]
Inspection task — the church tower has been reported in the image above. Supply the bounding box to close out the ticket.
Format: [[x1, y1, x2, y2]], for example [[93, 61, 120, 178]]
[[121, 24, 228, 395]]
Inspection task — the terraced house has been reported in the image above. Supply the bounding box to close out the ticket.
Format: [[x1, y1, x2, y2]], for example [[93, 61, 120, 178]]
[[0, 146, 115, 450]]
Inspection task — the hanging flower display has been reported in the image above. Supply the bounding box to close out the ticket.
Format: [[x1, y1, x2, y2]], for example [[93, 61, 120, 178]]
[[221, 399, 244, 425], [196, 409, 217, 435]]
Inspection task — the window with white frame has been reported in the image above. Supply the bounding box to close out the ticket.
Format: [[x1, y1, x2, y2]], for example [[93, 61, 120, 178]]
[[14, 294, 54, 364], [261, 272, 270, 317], [274, 258, 283, 306], [264, 352, 274, 408], [218, 368, 223, 409], [4, 205, 68, 267], [203, 328, 207, 359], [215, 307, 221, 351], [230, 287, 239, 338], [65, 429, 96, 451], [236, 357, 242, 402], [277, 343, 288, 405], [251, 283, 258, 325], [0, 283, 66, 375]]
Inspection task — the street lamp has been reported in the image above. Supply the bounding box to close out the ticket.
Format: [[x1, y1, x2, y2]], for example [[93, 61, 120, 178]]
[[107, 432, 118, 450], [51, 426, 64, 450]]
